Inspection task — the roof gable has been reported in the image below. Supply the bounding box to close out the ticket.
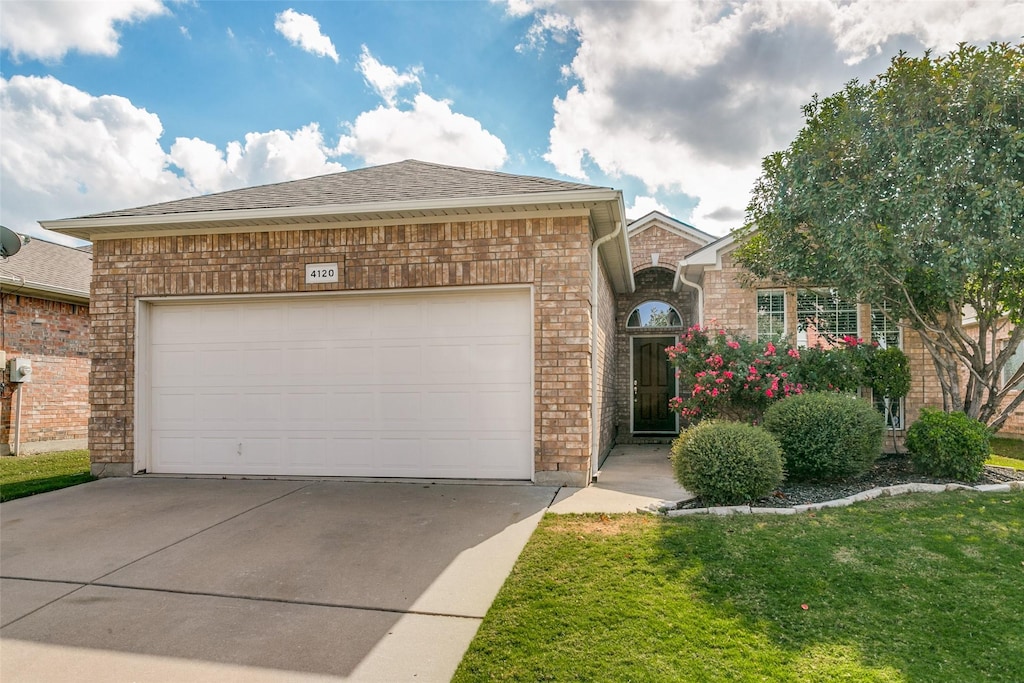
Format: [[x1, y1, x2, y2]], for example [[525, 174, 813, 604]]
[[627, 211, 716, 246]]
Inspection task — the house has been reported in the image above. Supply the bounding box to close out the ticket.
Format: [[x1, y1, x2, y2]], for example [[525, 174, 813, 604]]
[[46, 161, 634, 484], [0, 238, 92, 455], [42, 160, 1020, 482]]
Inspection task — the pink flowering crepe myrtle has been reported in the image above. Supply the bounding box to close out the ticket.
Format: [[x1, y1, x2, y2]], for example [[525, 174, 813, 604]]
[[665, 323, 879, 423]]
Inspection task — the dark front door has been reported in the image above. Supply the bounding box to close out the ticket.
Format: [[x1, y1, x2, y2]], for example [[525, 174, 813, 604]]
[[632, 336, 677, 433]]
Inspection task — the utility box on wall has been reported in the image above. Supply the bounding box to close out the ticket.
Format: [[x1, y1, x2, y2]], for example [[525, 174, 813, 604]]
[[9, 358, 32, 383]]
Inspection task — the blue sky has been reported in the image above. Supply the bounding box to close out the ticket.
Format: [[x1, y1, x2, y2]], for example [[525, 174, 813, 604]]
[[2, 0, 1022, 246]]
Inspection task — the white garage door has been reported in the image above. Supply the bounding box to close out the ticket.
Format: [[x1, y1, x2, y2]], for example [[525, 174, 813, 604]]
[[144, 289, 533, 479]]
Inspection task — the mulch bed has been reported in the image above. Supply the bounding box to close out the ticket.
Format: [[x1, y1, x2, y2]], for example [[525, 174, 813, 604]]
[[677, 454, 1024, 509]]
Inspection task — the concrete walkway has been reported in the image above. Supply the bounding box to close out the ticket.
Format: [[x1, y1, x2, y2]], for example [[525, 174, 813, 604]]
[[549, 444, 692, 513]]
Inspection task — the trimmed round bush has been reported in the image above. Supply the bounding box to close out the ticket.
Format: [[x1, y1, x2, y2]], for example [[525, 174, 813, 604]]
[[762, 392, 885, 482], [906, 409, 991, 481], [671, 421, 784, 505]]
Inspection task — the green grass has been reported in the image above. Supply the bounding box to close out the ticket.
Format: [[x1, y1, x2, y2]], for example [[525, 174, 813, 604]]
[[0, 450, 94, 502], [990, 436, 1024, 464], [455, 493, 1024, 682], [988, 454, 1024, 470]]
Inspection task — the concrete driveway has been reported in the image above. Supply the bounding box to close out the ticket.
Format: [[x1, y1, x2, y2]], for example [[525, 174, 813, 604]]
[[0, 477, 557, 682]]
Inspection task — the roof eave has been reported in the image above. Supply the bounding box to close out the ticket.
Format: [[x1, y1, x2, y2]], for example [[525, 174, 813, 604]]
[[0, 276, 90, 304], [41, 188, 623, 240]]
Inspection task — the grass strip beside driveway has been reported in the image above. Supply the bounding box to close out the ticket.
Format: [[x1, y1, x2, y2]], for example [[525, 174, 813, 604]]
[[455, 492, 1024, 683], [0, 450, 93, 502]]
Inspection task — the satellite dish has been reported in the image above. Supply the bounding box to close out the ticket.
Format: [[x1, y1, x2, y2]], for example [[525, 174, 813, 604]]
[[0, 225, 25, 258]]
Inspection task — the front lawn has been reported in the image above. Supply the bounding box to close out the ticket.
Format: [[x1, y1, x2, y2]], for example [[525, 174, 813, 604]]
[[991, 436, 1024, 466], [455, 493, 1024, 682], [0, 450, 94, 502]]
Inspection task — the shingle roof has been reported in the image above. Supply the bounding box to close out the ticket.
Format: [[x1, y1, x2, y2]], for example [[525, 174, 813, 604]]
[[80, 160, 610, 219], [0, 237, 92, 301]]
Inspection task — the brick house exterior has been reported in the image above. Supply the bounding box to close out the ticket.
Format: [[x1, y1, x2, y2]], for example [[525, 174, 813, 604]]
[[47, 161, 633, 485], [42, 161, 1020, 481], [1, 239, 92, 455]]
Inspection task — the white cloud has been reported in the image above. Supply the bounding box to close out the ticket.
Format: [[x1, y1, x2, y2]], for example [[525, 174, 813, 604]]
[[0, 0, 167, 61], [0, 75, 191, 232], [338, 48, 508, 170], [337, 94, 508, 170], [169, 125, 345, 194], [626, 196, 671, 221], [274, 8, 339, 63], [513, 0, 1024, 235], [357, 45, 422, 106], [0, 75, 347, 240]]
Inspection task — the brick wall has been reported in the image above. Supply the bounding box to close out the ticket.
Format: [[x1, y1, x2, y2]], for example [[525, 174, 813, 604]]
[[701, 250, 759, 338], [628, 225, 705, 273], [90, 217, 598, 485], [614, 267, 696, 435], [1, 293, 91, 452]]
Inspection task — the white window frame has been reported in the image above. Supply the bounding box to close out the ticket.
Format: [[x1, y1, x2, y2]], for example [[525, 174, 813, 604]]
[[796, 288, 859, 348], [626, 300, 683, 329], [756, 289, 786, 343], [870, 304, 902, 350]]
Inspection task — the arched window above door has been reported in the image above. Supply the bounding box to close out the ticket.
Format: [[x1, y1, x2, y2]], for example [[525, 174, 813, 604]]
[[627, 301, 682, 328]]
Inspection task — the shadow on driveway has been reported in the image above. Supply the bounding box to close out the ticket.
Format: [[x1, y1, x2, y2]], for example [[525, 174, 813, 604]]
[[1, 477, 556, 680]]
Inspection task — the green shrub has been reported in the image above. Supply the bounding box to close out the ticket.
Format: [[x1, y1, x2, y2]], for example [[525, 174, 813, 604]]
[[906, 409, 991, 481], [671, 421, 784, 505], [762, 392, 885, 481]]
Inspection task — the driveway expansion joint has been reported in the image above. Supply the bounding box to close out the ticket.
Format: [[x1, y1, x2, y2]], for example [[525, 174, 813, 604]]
[[87, 481, 315, 585]]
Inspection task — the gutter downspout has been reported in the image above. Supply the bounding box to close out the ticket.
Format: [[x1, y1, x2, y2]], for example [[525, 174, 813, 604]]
[[591, 221, 622, 481], [676, 261, 705, 326]]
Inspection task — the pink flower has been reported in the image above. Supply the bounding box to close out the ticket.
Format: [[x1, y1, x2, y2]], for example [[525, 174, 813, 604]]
[[788, 348, 800, 359], [765, 342, 776, 356], [765, 389, 774, 398], [727, 340, 740, 350], [723, 371, 734, 379]]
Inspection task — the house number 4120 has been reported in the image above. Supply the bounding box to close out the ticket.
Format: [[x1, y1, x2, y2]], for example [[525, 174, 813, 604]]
[[305, 263, 339, 284]]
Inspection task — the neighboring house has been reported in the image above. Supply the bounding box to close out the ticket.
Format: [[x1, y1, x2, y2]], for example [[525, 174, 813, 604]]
[[42, 160, 1020, 482], [0, 238, 92, 455]]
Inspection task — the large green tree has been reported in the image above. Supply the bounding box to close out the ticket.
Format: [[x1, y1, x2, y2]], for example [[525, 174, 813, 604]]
[[739, 42, 1024, 430]]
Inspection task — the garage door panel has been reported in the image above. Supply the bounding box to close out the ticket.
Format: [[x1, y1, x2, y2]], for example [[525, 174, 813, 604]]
[[377, 438, 421, 471], [422, 391, 471, 422], [333, 346, 374, 378], [241, 437, 282, 465], [152, 392, 195, 426], [239, 392, 281, 423], [153, 435, 195, 467], [199, 306, 241, 338], [147, 290, 532, 479], [196, 437, 241, 467], [152, 349, 197, 386], [282, 391, 330, 423], [381, 391, 422, 423], [195, 392, 239, 424]]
